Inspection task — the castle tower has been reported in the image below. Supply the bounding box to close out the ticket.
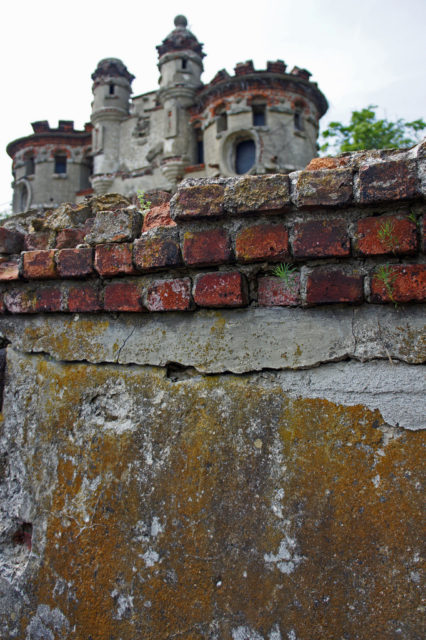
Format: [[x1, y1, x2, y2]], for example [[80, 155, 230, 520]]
[[90, 58, 134, 194], [156, 16, 205, 184], [6, 121, 92, 213]]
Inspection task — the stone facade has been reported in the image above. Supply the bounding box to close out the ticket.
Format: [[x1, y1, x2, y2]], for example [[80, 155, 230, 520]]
[[0, 141, 425, 638], [6, 15, 327, 213]]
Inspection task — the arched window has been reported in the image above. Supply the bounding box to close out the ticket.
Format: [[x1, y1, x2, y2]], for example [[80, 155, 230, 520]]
[[294, 111, 304, 131], [54, 153, 67, 174], [109, 83, 115, 95], [235, 139, 256, 174]]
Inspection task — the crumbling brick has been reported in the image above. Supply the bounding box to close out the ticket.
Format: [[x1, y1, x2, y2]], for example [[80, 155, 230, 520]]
[[355, 215, 417, 256], [235, 224, 289, 262], [56, 228, 86, 249], [171, 184, 225, 219], [358, 159, 419, 203], [0, 259, 20, 281], [67, 284, 102, 312], [258, 275, 300, 306], [146, 278, 192, 311], [224, 175, 290, 214], [293, 219, 350, 258], [193, 272, 248, 307], [94, 244, 135, 277], [24, 232, 53, 251], [0, 228, 24, 254], [294, 168, 353, 208], [370, 264, 426, 303], [306, 268, 364, 305], [183, 228, 231, 266], [134, 230, 181, 271], [57, 248, 94, 278], [23, 250, 58, 280], [104, 282, 144, 312]]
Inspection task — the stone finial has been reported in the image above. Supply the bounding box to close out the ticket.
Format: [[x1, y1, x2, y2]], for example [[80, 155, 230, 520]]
[[174, 15, 188, 27]]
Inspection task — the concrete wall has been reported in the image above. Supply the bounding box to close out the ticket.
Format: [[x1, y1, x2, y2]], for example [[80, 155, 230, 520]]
[[0, 142, 424, 639]]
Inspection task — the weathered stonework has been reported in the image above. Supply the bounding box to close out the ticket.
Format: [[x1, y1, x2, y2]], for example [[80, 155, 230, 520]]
[[0, 146, 425, 638], [6, 15, 327, 213]]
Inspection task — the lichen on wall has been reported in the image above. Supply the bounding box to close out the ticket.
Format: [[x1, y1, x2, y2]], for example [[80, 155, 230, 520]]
[[0, 347, 423, 639]]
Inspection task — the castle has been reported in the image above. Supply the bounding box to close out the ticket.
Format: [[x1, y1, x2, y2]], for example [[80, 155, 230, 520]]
[[6, 15, 328, 214]]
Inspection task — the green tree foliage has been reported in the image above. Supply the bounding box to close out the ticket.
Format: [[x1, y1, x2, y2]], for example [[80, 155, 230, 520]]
[[320, 106, 426, 154]]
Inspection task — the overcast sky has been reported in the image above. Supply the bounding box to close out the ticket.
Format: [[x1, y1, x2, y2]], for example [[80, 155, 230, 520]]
[[1, 0, 425, 211]]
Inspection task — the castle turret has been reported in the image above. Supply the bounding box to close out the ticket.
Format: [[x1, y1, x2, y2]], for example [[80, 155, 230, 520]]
[[156, 16, 205, 184], [90, 58, 134, 194], [6, 121, 92, 213]]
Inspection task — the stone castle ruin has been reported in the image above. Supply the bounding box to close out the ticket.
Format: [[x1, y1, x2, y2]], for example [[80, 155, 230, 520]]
[[0, 137, 424, 637], [7, 15, 327, 213]]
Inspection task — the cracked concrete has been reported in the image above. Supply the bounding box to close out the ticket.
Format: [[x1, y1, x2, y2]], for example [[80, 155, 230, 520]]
[[0, 305, 424, 373]]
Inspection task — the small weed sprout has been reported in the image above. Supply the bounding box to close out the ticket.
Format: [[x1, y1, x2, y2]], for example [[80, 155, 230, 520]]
[[375, 264, 397, 304], [273, 263, 298, 289], [407, 211, 417, 225], [137, 190, 151, 212], [377, 220, 398, 253]]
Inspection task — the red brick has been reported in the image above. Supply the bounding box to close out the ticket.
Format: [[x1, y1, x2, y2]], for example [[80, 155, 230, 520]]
[[293, 219, 349, 258], [67, 285, 102, 312], [56, 228, 86, 249], [34, 287, 62, 312], [23, 250, 58, 280], [0, 293, 4, 314], [0, 259, 20, 281], [356, 215, 417, 256], [57, 248, 93, 278], [134, 231, 181, 271], [295, 168, 353, 208], [235, 224, 289, 263], [4, 289, 36, 313], [142, 202, 176, 232], [258, 275, 300, 306], [146, 278, 191, 311], [358, 158, 419, 203], [24, 232, 53, 251], [0, 228, 24, 254], [183, 228, 231, 266], [171, 184, 225, 219], [370, 264, 426, 303], [94, 244, 135, 277], [306, 268, 364, 305], [193, 272, 248, 308], [104, 282, 144, 312]]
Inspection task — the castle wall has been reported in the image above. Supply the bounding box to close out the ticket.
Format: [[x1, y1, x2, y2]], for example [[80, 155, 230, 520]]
[[0, 142, 424, 639]]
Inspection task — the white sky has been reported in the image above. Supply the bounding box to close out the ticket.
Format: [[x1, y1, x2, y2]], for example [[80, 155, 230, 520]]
[[1, 0, 425, 210]]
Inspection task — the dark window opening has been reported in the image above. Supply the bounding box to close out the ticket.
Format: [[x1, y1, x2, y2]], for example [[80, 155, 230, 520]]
[[217, 112, 227, 133], [235, 139, 256, 174], [294, 111, 304, 131], [109, 83, 115, 95], [182, 59, 187, 70], [252, 105, 266, 126], [25, 155, 35, 176], [54, 155, 67, 174], [196, 129, 204, 164]]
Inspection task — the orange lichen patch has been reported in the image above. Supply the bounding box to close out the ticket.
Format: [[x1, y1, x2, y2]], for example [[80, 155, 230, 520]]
[[7, 355, 424, 639]]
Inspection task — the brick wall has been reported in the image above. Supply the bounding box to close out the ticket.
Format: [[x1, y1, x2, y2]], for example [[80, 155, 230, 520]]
[[1, 141, 425, 314]]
